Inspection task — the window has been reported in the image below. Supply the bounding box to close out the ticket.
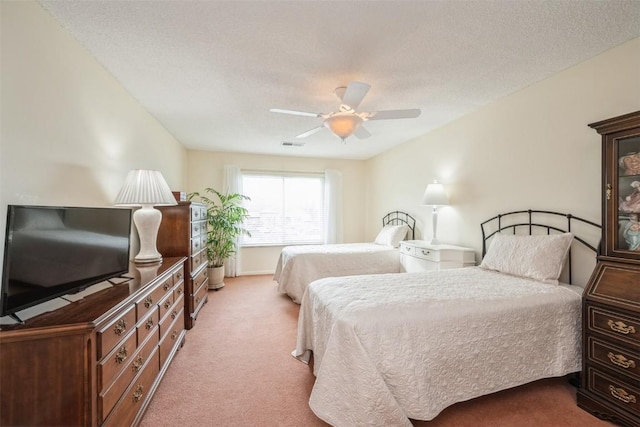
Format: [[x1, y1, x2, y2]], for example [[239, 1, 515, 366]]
[[241, 172, 325, 246]]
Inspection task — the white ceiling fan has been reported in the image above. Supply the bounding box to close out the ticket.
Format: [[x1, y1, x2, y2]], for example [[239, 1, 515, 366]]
[[270, 81, 421, 142]]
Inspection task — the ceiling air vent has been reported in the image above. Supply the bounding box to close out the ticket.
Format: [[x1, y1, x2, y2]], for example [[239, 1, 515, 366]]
[[281, 141, 305, 147]]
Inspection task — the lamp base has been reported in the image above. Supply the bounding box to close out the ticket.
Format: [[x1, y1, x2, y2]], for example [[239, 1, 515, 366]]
[[428, 238, 441, 246], [132, 205, 163, 265], [133, 254, 163, 264]]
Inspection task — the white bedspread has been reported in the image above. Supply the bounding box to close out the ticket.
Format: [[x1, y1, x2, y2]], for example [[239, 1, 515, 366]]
[[274, 243, 401, 303], [294, 267, 582, 427]]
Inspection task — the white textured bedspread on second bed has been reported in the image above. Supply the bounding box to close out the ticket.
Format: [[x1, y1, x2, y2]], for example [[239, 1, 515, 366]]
[[274, 243, 400, 303], [294, 267, 582, 427]]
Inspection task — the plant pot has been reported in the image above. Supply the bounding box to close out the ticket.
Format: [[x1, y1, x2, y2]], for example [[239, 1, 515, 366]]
[[208, 265, 225, 290]]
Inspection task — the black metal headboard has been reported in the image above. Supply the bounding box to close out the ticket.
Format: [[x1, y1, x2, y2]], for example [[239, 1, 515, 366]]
[[382, 211, 416, 240], [480, 210, 600, 284]]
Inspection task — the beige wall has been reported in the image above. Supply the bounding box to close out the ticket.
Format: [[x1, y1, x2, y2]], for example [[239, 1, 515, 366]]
[[366, 36, 640, 281], [1, 2, 186, 257], [185, 151, 366, 274]]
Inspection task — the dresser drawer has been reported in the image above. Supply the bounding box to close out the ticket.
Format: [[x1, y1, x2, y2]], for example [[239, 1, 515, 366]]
[[102, 347, 161, 427], [98, 329, 137, 393], [190, 251, 205, 272], [137, 306, 159, 346], [159, 308, 184, 367], [97, 306, 136, 360], [135, 278, 172, 320], [99, 331, 159, 424], [193, 279, 209, 308], [173, 268, 184, 286], [159, 294, 185, 338], [588, 336, 640, 380], [191, 220, 205, 237], [588, 305, 640, 348], [191, 236, 204, 253], [191, 205, 206, 222], [193, 265, 208, 289], [587, 367, 639, 417]]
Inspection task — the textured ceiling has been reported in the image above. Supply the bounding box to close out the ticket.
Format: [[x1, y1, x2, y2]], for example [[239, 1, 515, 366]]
[[39, 0, 640, 160]]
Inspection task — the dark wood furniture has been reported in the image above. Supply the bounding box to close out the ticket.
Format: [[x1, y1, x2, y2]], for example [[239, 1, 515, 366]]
[[0, 257, 186, 427], [157, 202, 209, 329], [578, 111, 640, 427]]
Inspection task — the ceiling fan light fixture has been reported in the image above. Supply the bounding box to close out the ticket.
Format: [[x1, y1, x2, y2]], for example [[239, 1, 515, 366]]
[[324, 114, 363, 140]]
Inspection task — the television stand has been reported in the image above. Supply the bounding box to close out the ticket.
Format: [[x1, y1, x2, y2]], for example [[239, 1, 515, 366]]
[[0, 257, 186, 427]]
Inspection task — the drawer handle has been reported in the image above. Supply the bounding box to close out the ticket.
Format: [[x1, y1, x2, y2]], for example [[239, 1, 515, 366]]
[[132, 355, 144, 372], [171, 330, 178, 340], [163, 282, 171, 291], [132, 384, 144, 402], [115, 345, 128, 364], [164, 300, 173, 309], [608, 385, 636, 404], [144, 296, 153, 308], [145, 318, 154, 330], [608, 320, 636, 335], [421, 250, 430, 255], [176, 271, 183, 280], [171, 310, 178, 320], [176, 287, 184, 295], [607, 352, 636, 369], [113, 319, 127, 336], [196, 296, 201, 304]]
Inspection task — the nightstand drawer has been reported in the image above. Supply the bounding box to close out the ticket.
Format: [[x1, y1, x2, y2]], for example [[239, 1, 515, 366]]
[[587, 367, 639, 417], [588, 305, 640, 348], [587, 336, 640, 380]]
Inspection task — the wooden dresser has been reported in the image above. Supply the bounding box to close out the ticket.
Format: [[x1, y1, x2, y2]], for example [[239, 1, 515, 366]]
[[157, 201, 209, 329], [0, 257, 186, 427], [578, 111, 640, 427]]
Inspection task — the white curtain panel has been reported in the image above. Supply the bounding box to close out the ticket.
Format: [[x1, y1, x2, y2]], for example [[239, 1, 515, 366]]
[[324, 169, 343, 244], [223, 165, 242, 277]]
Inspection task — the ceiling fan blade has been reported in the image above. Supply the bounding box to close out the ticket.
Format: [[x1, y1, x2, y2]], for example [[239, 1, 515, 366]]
[[296, 126, 325, 138], [367, 109, 421, 120], [270, 108, 322, 118], [340, 81, 371, 111], [354, 126, 371, 139]]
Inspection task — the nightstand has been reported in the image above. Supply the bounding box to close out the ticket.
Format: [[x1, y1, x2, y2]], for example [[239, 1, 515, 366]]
[[399, 240, 475, 272]]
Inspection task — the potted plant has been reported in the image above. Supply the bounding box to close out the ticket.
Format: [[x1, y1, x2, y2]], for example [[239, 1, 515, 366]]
[[188, 188, 250, 289]]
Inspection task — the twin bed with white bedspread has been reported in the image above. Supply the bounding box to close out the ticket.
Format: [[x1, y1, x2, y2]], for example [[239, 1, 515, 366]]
[[274, 211, 415, 303], [292, 210, 601, 426]]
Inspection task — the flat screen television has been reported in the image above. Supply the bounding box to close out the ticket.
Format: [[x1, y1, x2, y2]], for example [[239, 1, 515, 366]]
[[1, 205, 132, 322]]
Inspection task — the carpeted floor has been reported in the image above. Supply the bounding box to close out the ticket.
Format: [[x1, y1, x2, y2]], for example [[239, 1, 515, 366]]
[[139, 275, 613, 427]]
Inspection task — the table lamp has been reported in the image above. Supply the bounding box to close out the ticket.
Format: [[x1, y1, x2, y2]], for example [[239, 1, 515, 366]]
[[422, 180, 449, 245], [115, 169, 177, 263]]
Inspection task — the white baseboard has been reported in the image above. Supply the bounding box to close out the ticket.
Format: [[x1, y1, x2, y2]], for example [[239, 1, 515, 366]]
[[237, 270, 275, 276]]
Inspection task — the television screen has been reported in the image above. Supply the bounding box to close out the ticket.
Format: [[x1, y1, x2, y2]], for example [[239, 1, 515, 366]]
[[1, 205, 132, 320]]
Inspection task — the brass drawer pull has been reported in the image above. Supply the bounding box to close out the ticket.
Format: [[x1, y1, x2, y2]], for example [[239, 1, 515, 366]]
[[164, 300, 173, 309], [608, 320, 636, 335], [132, 384, 144, 402], [132, 355, 144, 372], [607, 352, 636, 369], [145, 318, 154, 330], [144, 296, 153, 308], [196, 296, 201, 304], [115, 345, 128, 364], [608, 385, 636, 404], [171, 330, 178, 340], [171, 310, 178, 320], [176, 287, 184, 295], [176, 271, 183, 280], [163, 282, 171, 291], [113, 319, 127, 336]]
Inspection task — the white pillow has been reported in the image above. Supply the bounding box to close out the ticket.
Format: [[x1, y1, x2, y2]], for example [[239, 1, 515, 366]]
[[479, 232, 573, 284], [374, 224, 409, 247]]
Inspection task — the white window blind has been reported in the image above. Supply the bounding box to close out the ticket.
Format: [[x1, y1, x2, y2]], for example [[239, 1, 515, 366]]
[[241, 172, 325, 246]]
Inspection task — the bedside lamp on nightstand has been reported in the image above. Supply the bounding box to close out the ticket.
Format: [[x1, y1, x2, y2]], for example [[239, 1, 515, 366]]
[[422, 180, 449, 245]]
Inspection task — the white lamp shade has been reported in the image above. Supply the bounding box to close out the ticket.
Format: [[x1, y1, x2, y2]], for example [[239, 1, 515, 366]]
[[115, 169, 176, 264], [114, 170, 177, 206], [422, 180, 449, 206]]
